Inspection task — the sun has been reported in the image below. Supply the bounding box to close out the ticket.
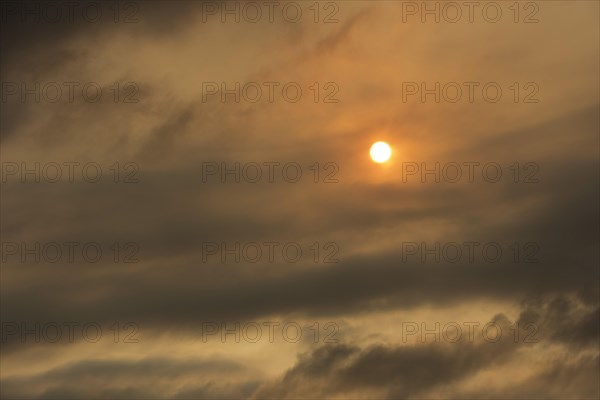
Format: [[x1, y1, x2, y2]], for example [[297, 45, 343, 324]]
[[370, 141, 391, 163]]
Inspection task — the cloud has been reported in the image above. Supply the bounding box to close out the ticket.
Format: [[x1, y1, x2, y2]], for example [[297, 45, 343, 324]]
[[253, 301, 599, 399], [2, 356, 262, 399], [1, 1, 598, 398]]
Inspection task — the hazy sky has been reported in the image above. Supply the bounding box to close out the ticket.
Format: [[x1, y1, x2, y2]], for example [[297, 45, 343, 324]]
[[1, 1, 599, 398]]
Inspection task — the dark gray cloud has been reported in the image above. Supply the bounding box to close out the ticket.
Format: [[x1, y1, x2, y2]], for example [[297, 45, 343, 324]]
[[2, 105, 597, 331], [254, 302, 599, 399]]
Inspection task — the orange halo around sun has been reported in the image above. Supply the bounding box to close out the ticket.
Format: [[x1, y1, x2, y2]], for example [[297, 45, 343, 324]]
[[370, 141, 391, 163]]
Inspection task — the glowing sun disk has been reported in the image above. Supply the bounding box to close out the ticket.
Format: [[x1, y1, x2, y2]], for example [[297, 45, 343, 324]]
[[370, 141, 391, 163]]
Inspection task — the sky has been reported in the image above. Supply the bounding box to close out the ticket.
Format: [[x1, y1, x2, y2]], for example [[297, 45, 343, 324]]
[[1, 1, 599, 398]]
